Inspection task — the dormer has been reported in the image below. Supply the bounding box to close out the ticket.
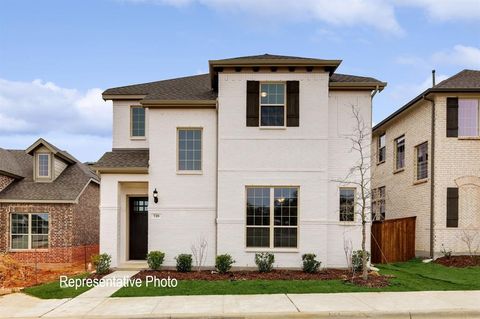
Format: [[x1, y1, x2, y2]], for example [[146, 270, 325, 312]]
[[25, 138, 77, 182]]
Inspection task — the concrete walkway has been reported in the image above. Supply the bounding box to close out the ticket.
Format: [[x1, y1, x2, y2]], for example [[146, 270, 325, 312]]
[[1, 290, 480, 318]]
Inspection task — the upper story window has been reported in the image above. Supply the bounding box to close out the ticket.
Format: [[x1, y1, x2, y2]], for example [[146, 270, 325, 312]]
[[260, 83, 285, 127], [11, 213, 49, 250], [37, 153, 50, 178], [246, 186, 298, 248], [416, 142, 428, 180], [378, 134, 386, 164], [131, 106, 145, 137], [339, 188, 355, 222], [178, 128, 202, 172], [395, 135, 405, 171], [447, 98, 480, 138]]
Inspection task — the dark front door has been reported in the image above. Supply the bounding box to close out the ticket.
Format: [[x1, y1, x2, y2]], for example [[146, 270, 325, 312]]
[[129, 197, 148, 260]]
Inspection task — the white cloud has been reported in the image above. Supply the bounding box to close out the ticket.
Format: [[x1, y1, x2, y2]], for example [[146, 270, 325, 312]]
[[0, 78, 112, 136], [389, 73, 449, 105], [0, 78, 112, 161], [124, 0, 404, 34], [432, 45, 480, 68], [396, 0, 480, 21]]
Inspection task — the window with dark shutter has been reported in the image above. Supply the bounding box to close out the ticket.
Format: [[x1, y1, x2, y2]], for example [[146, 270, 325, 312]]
[[246, 81, 260, 127], [446, 97, 458, 137], [446, 187, 459, 228], [286, 81, 299, 127]]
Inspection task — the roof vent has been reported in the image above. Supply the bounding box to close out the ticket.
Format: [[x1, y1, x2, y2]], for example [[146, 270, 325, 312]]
[[432, 70, 436, 87]]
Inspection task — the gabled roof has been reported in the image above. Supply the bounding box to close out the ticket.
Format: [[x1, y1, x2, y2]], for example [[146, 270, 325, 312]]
[[0, 148, 24, 179], [94, 150, 149, 174], [373, 69, 480, 132], [103, 54, 386, 104], [25, 138, 77, 164], [0, 140, 99, 202]]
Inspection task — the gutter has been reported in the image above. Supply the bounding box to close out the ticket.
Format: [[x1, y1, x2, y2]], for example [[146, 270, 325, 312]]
[[423, 93, 436, 258], [215, 98, 219, 256]]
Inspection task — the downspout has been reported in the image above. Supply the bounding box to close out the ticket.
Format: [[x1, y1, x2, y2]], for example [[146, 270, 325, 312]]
[[423, 93, 435, 258], [215, 97, 219, 257]]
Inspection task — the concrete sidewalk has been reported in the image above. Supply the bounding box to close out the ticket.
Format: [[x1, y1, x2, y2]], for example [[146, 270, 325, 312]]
[[2, 290, 480, 318]]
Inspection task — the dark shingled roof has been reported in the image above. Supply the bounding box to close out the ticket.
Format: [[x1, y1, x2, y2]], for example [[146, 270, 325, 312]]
[[435, 69, 480, 89], [103, 74, 217, 101], [0, 149, 99, 202], [330, 73, 383, 83], [95, 150, 149, 168], [0, 148, 24, 178], [374, 69, 480, 131], [210, 53, 338, 63]]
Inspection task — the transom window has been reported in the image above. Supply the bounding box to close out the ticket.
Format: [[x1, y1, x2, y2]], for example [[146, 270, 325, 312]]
[[378, 134, 386, 163], [339, 188, 356, 222], [416, 142, 428, 180], [37, 154, 50, 177], [246, 187, 298, 248], [458, 99, 479, 137], [178, 128, 202, 171], [395, 135, 405, 171], [11, 213, 49, 250], [260, 83, 285, 127], [131, 106, 145, 137]]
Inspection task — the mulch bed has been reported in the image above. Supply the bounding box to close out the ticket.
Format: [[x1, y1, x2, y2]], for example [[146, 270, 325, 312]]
[[132, 269, 393, 288], [87, 270, 112, 280], [435, 255, 480, 268]]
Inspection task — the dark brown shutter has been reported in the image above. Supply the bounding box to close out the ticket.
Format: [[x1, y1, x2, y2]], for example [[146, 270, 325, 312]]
[[286, 81, 300, 127], [446, 97, 458, 137], [246, 81, 259, 127], [446, 188, 459, 228]]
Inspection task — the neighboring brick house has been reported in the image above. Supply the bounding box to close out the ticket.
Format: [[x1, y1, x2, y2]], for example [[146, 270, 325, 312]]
[[96, 54, 386, 268], [372, 69, 480, 258], [0, 138, 100, 267]]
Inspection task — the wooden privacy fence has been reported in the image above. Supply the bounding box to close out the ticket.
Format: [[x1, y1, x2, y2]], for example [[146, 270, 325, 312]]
[[371, 216, 416, 264]]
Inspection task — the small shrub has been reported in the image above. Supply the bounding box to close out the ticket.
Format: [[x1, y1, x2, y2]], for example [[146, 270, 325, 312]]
[[440, 244, 452, 259], [215, 254, 235, 274], [91, 253, 111, 275], [352, 250, 370, 272], [302, 254, 321, 273], [175, 254, 192, 272], [147, 251, 165, 270], [255, 252, 275, 273]]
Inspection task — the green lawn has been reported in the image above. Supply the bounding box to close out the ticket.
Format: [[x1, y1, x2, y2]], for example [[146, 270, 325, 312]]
[[112, 259, 480, 297], [23, 273, 93, 299]]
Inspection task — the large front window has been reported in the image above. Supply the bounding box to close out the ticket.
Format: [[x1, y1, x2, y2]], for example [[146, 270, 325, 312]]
[[178, 128, 202, 171], [260, 83, 285, 127], [339, 188, 356, 222], [246, 187, 298, 248], [11, 213, 49, 250]]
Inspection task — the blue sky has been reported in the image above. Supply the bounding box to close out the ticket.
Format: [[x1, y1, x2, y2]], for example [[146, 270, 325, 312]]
[[1, 0, 479, 161]]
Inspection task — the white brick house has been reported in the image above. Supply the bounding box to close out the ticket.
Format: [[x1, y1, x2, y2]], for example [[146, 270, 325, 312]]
[[95, 54, 386, 268], [372, 69, 480, 258]]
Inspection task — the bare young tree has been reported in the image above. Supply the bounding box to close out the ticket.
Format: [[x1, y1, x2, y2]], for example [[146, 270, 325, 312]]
[[343, 236, 353, 274], [459, 230, 479, 261], [335, 106, 372, 281], [191, 238, 208, 272]]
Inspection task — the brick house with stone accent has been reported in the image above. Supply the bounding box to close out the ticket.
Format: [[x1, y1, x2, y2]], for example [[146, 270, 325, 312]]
[[372, 69, 480, 258], [0, 138, 100, 267]]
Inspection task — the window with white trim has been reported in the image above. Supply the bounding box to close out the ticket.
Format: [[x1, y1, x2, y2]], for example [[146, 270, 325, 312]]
[[11, 213, 49, 250], [37, 154, 50, 177], [378, 134, 386, 163], [416, 142, 428, 180], [260, 83, 285, 127], [395, 135, 405, 171], [178, 128, 202, 171], [246, 187, 298, 248], [372, 186, 386, 221]]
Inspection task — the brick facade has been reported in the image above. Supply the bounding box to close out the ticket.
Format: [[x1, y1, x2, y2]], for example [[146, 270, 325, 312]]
[[0, 175, 14, 192], [0, 182, 99, 266], [372, 93, 480, 257]]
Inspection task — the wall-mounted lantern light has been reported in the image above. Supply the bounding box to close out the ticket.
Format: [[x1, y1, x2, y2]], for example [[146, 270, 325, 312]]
[[153, 188, 158, 203]]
